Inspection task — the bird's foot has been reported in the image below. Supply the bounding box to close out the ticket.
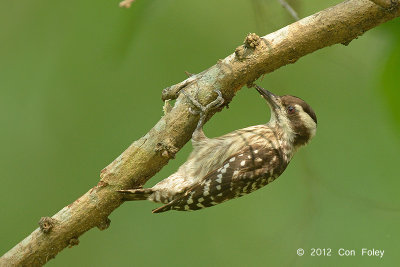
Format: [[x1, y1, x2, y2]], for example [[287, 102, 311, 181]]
[[182, 89, 225, 130]]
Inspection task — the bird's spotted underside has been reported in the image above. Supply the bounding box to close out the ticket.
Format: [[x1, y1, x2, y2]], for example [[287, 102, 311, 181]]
[[152, 140, 288, 213]]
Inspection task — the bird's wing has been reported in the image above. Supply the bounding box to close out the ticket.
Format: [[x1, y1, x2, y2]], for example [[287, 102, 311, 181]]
[[152, 144, 286, 213]]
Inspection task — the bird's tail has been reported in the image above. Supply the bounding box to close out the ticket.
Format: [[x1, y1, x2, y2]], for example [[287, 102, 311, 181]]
[[152, 203, 174, 213], [118, 188, 154, 201]]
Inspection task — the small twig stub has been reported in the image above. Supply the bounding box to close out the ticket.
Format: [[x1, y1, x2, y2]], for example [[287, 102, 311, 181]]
[[38, 217, 56, 234]]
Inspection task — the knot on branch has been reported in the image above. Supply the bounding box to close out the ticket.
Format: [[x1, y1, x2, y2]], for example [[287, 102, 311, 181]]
[[155, 139, 178, 159], [68, 237, 79, 248], [244, 33, 261, 49], [235, 33, 261, 60], [39, 217, 56, 234], [97, 218, 111, 231], [234, 46, 247, 60], [162, 78, 196, 101]]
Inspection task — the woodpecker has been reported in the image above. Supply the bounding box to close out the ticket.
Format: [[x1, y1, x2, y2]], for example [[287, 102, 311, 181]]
[[119, 85, 317, 213]]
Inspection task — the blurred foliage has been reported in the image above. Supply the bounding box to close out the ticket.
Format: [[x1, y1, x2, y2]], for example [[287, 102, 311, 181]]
[[0, 0, 399, 266], [381, 20, 400, 133]]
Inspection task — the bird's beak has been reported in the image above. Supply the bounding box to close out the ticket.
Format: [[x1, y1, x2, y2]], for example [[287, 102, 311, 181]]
[[254, 85, 280, 111]]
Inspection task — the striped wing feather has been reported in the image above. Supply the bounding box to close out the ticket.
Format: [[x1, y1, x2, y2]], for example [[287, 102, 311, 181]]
[[152, 144, 285, 213]]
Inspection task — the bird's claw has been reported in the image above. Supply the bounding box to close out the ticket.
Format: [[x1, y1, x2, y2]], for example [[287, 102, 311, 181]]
[[205, 90, 224, 112], [183, 89, 225, 130]]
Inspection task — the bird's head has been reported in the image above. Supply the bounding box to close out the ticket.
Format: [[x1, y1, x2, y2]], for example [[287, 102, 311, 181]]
[[254, 85, 317, 147]]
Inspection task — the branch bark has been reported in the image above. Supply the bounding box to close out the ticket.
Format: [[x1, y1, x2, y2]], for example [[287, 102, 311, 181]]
[[1, 0, 399, 265], [369, 0, 399, 9]]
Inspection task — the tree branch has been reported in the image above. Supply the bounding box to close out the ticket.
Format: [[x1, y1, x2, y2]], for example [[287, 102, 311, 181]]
[[369, 0, 399, 9], [1, 0, 399, 265]]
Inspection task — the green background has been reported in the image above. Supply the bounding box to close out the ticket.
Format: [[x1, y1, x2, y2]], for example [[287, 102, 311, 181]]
[[1, 0, 399, 266]]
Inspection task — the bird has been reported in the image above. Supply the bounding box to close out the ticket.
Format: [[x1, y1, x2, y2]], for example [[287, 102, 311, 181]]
[[119, 85, 317, 213]]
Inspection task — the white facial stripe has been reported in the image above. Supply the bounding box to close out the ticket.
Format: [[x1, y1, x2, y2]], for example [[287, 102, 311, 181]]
[[295, 104, 317, 138]]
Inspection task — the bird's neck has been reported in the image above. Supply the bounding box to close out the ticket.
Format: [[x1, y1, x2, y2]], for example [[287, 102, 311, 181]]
[[267, 121, 298, 161]]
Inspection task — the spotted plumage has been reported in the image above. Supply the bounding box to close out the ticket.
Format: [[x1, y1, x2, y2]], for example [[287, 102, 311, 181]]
[[152, 140, 285, 213], [119, 85, 317, 213]]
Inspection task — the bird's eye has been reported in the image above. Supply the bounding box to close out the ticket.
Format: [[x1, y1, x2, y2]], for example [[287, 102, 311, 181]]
[[287, 105, 295, 113]]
